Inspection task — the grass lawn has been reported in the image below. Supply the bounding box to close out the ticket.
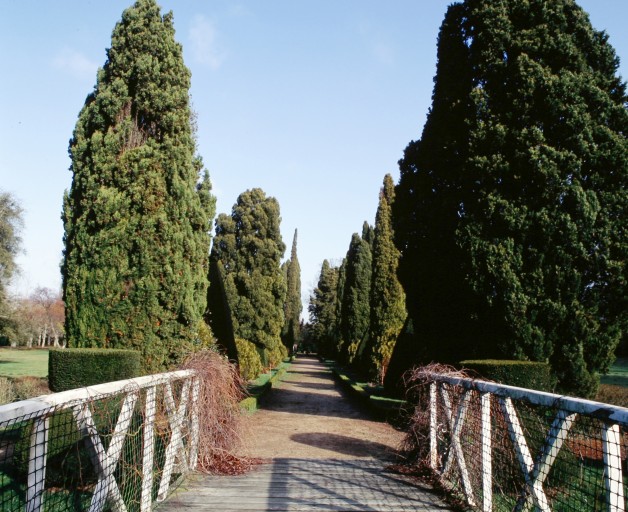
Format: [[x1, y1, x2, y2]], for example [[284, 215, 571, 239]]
[[600, 357, 628, 387], [0, 348, 49, 378]]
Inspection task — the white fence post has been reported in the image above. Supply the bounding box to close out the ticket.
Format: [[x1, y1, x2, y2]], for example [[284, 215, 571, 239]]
[[140, 385, 157, 512], [602, 423, 625, 512], [188, 376, 201, 471], [26, 416, 49, 512], [440, 386, 476, 507], [430, 382, 437, 470], [480, 392, 492, 512]]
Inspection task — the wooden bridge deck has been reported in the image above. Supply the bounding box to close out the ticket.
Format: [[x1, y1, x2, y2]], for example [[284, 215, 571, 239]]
[[158, 358, 451, 511], [161, 458, 451, 511]]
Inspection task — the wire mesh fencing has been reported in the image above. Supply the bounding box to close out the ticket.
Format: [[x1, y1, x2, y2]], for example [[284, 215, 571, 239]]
[[407, 371, 628, 511], [0, 370, 199, 512]]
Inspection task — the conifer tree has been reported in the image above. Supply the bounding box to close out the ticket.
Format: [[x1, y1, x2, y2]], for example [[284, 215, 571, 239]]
[[339, 230, 372, 365], [281, 229, 302, 354], [209, 189, 287, 369], [362, 175, 406, 382], [308, 260, 339, 357], [392, 0, 627, 397], [62, 0, 216, 372]]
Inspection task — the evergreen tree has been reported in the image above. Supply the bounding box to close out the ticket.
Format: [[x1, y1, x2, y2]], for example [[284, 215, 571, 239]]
[[62, 0, 216, 372], [363, 175, 407, 383], [339, 230, 372, 365], [308, 260, 339, 357], [209, 189, 287, 369], [281, 229, 302, 354], [392, 0, 627, 397], [333, 258, 347, 354]]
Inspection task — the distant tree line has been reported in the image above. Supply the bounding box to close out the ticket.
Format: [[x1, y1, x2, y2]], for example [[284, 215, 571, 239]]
[[310, 0, 627, 398]]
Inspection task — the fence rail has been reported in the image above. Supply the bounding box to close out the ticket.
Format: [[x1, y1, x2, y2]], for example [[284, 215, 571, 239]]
[[0, 370, 199, 512], [424, 373, 628, 511]]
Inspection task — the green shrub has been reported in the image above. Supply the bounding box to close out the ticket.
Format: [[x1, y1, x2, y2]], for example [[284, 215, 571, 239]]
[[48, 348, 142, 392], [459, 359, 554, 392], [235, 338, 263, 381]]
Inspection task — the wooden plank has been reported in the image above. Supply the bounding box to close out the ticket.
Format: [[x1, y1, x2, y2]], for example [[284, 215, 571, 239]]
[[161, 458, 450, 512]]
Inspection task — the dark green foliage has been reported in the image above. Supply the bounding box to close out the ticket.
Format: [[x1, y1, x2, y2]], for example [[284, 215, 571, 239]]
[[281, 229, 302, 354], [393, 0, 627, 397], [308, 260, 340, 357], [383, 317, 414, 396], [333, 259, 347, 350], [209, 189, 287, 372], [206, 258, 238, 361], [362, 175, 407, 383], [48, 348, 142, 391], [338, 230, 372, 365], [62, 0, 216, 373], [0, 192, 23, 339], [459, 359, 554, 392]]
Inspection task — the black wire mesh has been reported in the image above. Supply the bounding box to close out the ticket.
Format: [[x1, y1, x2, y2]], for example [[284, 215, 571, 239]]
[[416, 378, 627, 511], [0, 374, 197, 512]]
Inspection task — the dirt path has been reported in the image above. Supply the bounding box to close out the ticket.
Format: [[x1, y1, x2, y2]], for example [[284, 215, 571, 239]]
[[242, 356, 405, 461]]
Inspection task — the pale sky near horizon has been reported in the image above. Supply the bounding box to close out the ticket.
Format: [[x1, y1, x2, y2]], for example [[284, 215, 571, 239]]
[[1, 1, 627, 316]]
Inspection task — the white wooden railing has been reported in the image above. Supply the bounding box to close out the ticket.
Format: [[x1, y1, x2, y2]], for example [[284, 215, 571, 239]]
[[426, 373, 628, 511], [0, 370, 199, 512]]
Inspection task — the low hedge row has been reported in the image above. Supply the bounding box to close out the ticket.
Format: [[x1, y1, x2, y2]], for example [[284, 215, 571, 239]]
[[48, 348, 142, 392], [324, 360, 406, 421], [459, 359, 554, 392], [240, 360, 291, 413]]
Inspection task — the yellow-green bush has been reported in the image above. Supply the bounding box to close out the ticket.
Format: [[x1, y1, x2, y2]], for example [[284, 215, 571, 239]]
[[235, 338, 263, 381]]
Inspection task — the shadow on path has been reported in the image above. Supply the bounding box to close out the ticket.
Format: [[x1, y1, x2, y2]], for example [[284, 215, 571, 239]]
[[290, 432, 394, 458]]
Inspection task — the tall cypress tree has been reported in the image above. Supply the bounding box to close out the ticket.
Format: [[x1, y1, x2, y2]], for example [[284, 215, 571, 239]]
[[62, 0, 216, 372], [281, 229, 302, 354], [308, 260, 340, 357], [209, 189, 287, 368], [392, 0, 627, 397], [363, 175, 406, 383], [339, 229, 373, 365]]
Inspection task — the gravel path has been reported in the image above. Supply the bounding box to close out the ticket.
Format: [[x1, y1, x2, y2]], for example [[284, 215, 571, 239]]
[[241, 356, 405, 461]]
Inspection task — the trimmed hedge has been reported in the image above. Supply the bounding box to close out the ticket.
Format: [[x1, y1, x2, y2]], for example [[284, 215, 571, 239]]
[[459, 359, 554, 392], [48, 348, 142, 392], [240, 361, 291, 413], [324, 360, 406, 422]]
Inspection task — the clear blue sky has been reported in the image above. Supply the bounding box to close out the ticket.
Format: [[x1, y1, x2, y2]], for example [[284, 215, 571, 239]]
[[1, 1, 627, 314]]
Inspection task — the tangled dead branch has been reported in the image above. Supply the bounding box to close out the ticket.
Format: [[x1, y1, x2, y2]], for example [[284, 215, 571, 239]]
[[180, 350, 260, 475], [400, 363, 471, 465]]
